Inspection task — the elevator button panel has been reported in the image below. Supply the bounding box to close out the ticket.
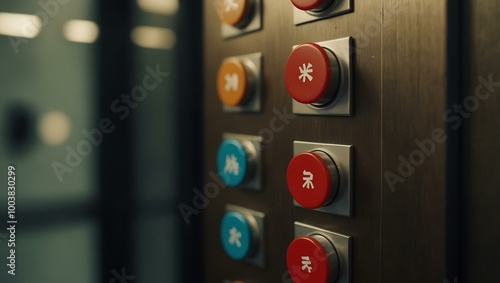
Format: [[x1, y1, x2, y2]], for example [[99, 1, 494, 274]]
[[287, 37, 353, 116], [290, 141, 353, 217], [220, 204, 265, 267], [290, 222, 352, 283], [217, 0, 262, 39], [293, 0, 353, 26], [217, 133, 263, 190], [217, 53, 262, 112]]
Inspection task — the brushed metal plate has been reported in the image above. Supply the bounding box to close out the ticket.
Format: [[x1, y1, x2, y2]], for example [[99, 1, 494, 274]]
[[226, 204, 266, 268], [294, 222, 352, 283], [293, 141, 353, 217], [293, 0, 353, 25], [292, 37, 353, 116]]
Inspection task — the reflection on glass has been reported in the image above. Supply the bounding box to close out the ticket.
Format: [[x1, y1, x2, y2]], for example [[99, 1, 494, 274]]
[[131, 26, 176, 50], [0, 12, 41, 38], [63, 20, 99, 43], [137, 0, 179, 15]]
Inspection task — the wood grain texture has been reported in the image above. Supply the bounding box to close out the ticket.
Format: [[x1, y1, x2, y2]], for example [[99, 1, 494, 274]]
[[380, 0, 451, 282]]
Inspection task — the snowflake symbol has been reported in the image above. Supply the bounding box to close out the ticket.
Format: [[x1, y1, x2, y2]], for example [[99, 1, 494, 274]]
[[298, 63, 314, 83], [229, 227, 242, 247], [224, 154, 240, 175]]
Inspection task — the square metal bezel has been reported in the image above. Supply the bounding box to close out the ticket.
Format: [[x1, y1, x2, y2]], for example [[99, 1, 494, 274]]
[[292, 37, 353, 116], [221, 0, 262, 39], [294, 222, 351, 283], [293, 0, 353, 25], [222, 52, 262, 113], [222, 133, 263, 190], [226, 204, 266, 268], [293, 141, 353, 217]]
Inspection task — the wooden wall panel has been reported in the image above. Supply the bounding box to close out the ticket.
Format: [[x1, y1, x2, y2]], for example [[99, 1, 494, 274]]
[[380, 1, 450, 282], [460, 0, 500, 281]]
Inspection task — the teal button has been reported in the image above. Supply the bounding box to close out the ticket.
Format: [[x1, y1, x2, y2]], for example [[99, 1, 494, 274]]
[[216, 139, 248, 187], [220, 211, 253, 260]]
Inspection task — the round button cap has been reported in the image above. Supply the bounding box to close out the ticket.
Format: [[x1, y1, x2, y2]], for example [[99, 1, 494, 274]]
[[286, 236, 334, 283], [217, 0, 252, 27], [220, 211, 254, 260], [291, 0, 333, 11], [217, 139, 248, 187], [284, 42, 340, 105], [287, 152, 337, 209], [217, 58, 249, 107]]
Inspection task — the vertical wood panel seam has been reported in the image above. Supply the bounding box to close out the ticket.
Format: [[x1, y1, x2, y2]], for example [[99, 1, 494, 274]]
[[379, 1, 384, 282]]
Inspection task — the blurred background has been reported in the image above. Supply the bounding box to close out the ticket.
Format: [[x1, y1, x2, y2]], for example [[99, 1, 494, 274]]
[[0, 1, 202, 282]]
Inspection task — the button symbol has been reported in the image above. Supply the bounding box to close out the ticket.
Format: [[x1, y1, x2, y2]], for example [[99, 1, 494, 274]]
[[224, 154, 240, 176], [299, 63, 314, 83], [229, 226, 242, 247], [224, 73, 239, 92], [302, 170, 314, 189], [301, 256, 313, 273], [223, 0, 240, 12]]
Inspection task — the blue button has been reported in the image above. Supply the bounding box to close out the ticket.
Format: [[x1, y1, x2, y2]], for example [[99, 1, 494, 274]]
[[216, 139, 248, 187], [220, 211, 253, 260]]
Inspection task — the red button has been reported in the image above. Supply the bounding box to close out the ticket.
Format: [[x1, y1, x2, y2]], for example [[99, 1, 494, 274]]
[[284, 43, 340, 105], [286, 236, 332, 283], [287, 152, 338, 209], [291, 0, 334, 11]]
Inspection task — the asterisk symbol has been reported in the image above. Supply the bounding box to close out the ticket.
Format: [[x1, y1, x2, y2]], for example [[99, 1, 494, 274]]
[[298, 63, 313, 83]]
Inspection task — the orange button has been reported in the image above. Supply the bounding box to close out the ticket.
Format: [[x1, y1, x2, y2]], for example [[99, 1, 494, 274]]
[[216, 0, 252, 27], [217, 58, 251, 107]]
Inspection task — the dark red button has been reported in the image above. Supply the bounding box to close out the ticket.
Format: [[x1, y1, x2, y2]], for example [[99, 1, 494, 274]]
[[287, 152, 338, 209], [285, 43, 339, 105], [291, 0, 333, 12], [286, 236, 331, 283]]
